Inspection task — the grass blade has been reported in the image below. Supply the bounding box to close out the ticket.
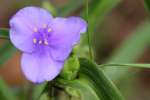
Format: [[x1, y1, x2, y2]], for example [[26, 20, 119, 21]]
[[79, 58, 124, 100], [0, 79, 17, 100]]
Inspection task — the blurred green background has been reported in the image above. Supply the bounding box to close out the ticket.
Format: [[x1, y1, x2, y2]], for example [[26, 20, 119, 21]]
[[0, 0, 150, 100]]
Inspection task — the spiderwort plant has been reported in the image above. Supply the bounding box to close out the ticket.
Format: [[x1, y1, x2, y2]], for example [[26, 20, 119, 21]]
[[9, 7, 87, 83]]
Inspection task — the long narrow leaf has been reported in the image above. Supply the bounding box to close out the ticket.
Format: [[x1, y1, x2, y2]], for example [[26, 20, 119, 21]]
[[32, 83, 47, 100], [145, 0, 150, 12], [0, 28, 17, 65], [105, 21, 150, 80], [79, 58, 124, 100], [0, 79, 17, 100], [0, 28, 9, 39], [87, 0, 121, 34], [0, 41, 17, 65], [100, 64, 150, 69], [58, 0, 85, 16]]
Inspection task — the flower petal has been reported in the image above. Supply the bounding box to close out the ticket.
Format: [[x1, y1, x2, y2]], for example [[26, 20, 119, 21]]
[[49, 17, 87, 61], [21, 52, 64, 83], [9, 7, 53, 53]]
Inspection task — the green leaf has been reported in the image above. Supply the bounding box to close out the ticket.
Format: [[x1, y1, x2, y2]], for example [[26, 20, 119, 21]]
[[87, 0, 121, 34], [0, 28, 9, 39], [104, 21, 150, 80], [79, 0, 121, 58], [56, 78, 99, 100], [0, 79, 17, 100], [58, 0, 85, 16], [107, 21, 150, 63], [0, 28, 17, 65], [79, 58, 124, 100], [32, 83, 47, 100], [0, 41, 17, 65], [144, 0, 150, 12], [100, 64, 150, 69], [42, 1, 57, 16]]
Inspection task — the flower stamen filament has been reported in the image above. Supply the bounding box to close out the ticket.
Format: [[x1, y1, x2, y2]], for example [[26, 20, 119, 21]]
[[48, 28, 52, 32], [44, 40, 49, 45], [38, 40, 42, 44]]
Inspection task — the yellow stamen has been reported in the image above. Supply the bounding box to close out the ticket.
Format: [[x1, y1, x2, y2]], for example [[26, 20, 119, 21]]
[[48, 28, 52, 32], [33, 27, 38, 32], [38, 40, 42, 44], [44, 40, 49, 45], [33, 38, 37, 44]]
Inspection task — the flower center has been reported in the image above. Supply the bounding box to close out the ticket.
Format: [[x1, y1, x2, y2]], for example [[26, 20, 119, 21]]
[[32, 24, 52, 46]]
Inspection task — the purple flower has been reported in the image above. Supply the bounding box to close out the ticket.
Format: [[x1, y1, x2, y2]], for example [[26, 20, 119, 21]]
[[9, 7, 87, 83]]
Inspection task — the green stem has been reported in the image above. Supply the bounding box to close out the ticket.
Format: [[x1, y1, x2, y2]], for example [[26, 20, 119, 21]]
[[86, 0, 93, 60]]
